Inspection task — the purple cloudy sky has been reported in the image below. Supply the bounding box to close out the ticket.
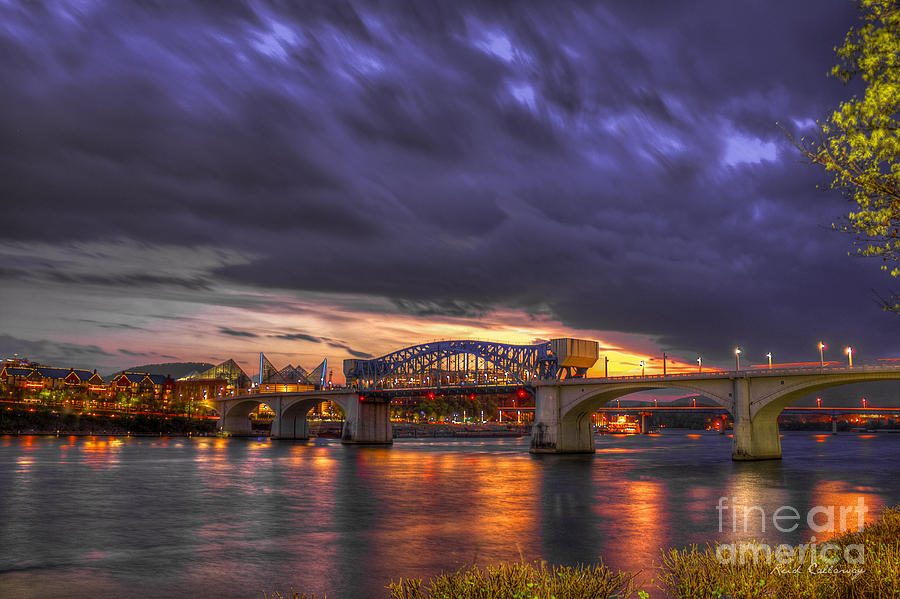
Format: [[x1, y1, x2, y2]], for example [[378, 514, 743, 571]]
[[0, 0, 897, 376]]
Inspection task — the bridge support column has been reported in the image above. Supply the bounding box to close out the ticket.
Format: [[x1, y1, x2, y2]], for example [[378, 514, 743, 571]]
[[342, 398, 392, 445], [271, 414, 310, 440], [640, 412, 648, 434], [530, 386, 594, 453], [220, 413, 252, 435], [731, 378, 781, 460], [832, 416, 838, 435]]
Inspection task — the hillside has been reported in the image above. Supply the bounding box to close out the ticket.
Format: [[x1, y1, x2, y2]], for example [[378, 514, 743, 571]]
[[106, 362, 214, 380]]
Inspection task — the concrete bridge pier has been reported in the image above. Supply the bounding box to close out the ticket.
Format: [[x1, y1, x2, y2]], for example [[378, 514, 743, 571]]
[[530, 386, 594, 453], [731, 378, 782, 461], [271, 413, 310, 440], [832, 416, 838, 435], [341, 397, 392, 445], [221, 413, 253, 435], [640, 412, 648, 434]]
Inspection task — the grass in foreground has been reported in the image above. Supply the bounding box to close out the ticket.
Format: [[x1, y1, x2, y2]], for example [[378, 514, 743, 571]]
[[388, 561, 638, 599], [660, 507, 900, 598], [267, 508, 900, 599]]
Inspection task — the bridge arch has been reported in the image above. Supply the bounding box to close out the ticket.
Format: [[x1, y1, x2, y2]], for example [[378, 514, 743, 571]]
[[750, 371, 900, 422], [219, 394, 350, 438], [559, 380, 733, 423], [220, 397, 277, 436], [272, 396, 348, 440], [531, 378, 734, 453], [729, 370, 900, 460]]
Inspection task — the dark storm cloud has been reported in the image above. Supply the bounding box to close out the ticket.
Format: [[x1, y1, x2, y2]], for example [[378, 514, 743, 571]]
[[393, 299, 490, 318], [218, 328, 258, 338], [118, 348, 149, 357], [273, 332, 321, 343], [1, 0, 896, 365], [0, 334, 114, 368], [270, 330, 371, 357], [78, 320, 145, 331], [326, 342, 373, 359]]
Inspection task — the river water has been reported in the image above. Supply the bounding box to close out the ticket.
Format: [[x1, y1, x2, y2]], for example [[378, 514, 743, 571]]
[[0, 431, 897, 598]]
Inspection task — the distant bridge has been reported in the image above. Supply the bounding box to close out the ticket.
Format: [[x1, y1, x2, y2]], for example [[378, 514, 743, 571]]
[[211, 338, 900, 460]]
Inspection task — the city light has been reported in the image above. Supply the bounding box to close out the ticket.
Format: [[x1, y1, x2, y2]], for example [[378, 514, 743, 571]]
[[818, 341, 827, 367], [734, 347, 741, 371], [765, 352, 772, 369], [697, 356, 702, 372], [639, 360, 645, 376], [845, 346, 854, 367]]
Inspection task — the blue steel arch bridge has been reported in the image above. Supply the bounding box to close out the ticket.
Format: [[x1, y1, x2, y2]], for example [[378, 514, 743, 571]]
[[342, 338, 597, 391]]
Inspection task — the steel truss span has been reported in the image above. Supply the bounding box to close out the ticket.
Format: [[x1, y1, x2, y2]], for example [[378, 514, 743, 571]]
[[344, 340, 553, 389]]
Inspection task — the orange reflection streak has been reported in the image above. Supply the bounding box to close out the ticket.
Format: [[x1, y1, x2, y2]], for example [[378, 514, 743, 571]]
[[592, 479, 669, 578], [808, 480, 884, 540], [719, 471, 791, 545], [350, 449, 541, 579], [16, 456, 33, 476], [80, 436, 123, 470]]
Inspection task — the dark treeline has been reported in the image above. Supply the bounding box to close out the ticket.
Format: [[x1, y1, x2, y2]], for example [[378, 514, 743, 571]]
[[0, 406, 217, 436]]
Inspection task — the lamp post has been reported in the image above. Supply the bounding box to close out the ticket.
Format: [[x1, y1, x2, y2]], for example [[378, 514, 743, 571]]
[[862, 397, 867, 409], [766, 352, 772, 369], [604, 356, 609, 378], [845, 346, 854, 368], [697, 356, 702, 372], [816, 397, 822, 408], [663, 352, 667, 376], [639, 360, 645, 377], [818, 341, 827, 368], [734, 347, 741, 371]]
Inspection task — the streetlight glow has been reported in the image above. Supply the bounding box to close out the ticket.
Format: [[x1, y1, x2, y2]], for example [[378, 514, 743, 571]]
[[765, 352, 772, 369], [697, 356, 702, 372], [818, 341, 827, 367], [734, 347, 741, 371], [845, 346, 854, 368]]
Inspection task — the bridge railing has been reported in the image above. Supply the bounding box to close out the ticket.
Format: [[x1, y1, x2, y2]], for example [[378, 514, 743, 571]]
[[558, 363, 900, 383]]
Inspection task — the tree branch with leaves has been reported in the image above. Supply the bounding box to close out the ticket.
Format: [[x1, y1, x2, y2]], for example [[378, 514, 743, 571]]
[[784, 0, 900, 313]]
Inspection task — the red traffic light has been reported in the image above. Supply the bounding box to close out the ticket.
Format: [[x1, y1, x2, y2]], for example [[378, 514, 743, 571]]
[[517, 389, 528, 399], [469, 393, 476, 400], [427, 392, 435, 400]]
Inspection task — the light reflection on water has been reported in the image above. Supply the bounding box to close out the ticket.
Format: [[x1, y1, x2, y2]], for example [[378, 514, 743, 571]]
[[0, 432, 897, 598]]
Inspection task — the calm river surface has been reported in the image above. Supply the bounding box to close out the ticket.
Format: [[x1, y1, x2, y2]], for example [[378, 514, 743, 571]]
[[1, 432, 898, 598]]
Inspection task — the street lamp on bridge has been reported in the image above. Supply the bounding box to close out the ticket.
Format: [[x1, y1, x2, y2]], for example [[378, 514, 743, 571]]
[[734, 347, 741, 371], [639, 360, 645, 377], [816, 397, 822, 408], [862, 397, 867, 409], [818, 341, 827, 367], [766, 352, 772, 369], [845, 346, 854, 368], [697, 356, 702, 372]]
